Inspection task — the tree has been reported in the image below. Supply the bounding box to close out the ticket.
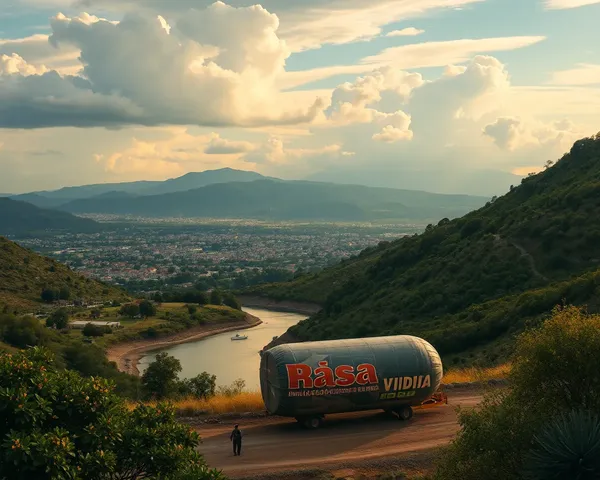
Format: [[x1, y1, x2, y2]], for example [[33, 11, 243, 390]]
[[119, 303, 140, 319], [181, 372, 217, 399], [58, 286, 71, 301], [0, 348, 224, 480], [46, 308, 69, 330], [209, 289, 222, 306], [139, 300, 157, 318], [40, 288, 58, 303], [187, 304, 198, 315], [82, 322, 107, 337], [142, 352, 182, 399], [221, 292, 241, 310], [434, 306, 600, 480], [0, 314, 47, 349]]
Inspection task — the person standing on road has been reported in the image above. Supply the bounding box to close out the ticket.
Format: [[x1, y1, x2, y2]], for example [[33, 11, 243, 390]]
[[230, 424, 243, 456]]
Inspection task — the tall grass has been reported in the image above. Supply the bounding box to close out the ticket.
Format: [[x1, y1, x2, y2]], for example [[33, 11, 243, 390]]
[[442, 364, 510, 384], [141, 391, 266, 417]]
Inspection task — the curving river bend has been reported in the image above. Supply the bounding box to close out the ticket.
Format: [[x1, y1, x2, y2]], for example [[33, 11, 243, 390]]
[[137, 307, 307, 389]]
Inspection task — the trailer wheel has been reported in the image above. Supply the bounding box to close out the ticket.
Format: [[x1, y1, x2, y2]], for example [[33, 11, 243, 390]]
[[396, 406, 413, 421], [302, 416, 323, 429]]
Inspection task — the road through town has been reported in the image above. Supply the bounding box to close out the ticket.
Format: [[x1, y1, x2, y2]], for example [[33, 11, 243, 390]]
[[197, 389, 483, 479]]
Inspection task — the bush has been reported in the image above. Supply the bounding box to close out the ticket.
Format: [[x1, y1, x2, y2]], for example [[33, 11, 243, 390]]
[[82, 322, 108, 337], [209, 290, 222, 306], [119, 303, 140, 318], [142, 352, 183, 400], [0, 314, 47, 349], [46, 308, 69, 330], [0, 348, 224, 480], [180, 372, 217, 399], [222, 292, 241, 310], [434, 306, 600, 480], [139, 299, 157, 318], [217, 378, 246, 397]]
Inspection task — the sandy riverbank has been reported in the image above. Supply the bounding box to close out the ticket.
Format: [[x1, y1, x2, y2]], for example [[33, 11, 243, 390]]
[[106, 313, 262, 376]]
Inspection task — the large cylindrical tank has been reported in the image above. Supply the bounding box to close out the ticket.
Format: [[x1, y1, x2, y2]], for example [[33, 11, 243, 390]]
[[260, 335, 443, 417]]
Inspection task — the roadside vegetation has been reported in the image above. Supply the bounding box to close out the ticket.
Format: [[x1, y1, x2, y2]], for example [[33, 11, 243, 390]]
[[433, 306, 600, 480], [0, 347, 225, 480]]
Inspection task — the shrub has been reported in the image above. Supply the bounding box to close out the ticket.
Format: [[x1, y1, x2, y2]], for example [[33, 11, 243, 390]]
[[82, 322, 108, 337], [46, 308, 69, 330], [434, 306, 600, 480], [0, 348, 224, 480]]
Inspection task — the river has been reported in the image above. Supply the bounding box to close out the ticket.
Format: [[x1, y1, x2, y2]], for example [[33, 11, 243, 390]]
[[137, 307, 307, 389]]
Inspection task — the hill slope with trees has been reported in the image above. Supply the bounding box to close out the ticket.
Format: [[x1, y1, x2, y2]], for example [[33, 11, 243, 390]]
[[257, 133, 600, 365], [0, 197, 100, 235], [0, 236, 129, 310]]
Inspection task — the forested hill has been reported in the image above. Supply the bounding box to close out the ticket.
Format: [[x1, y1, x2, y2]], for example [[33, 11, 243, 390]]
[[0, 237, 129, 310], [256, 133, 600, 365], [0, 198, 100, 235]]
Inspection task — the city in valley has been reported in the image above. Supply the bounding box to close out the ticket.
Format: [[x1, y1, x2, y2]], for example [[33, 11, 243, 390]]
[[10, 215, 422, 296]]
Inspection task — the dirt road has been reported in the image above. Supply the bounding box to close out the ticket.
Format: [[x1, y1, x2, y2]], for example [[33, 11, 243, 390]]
[[197, 389, 482, 479]]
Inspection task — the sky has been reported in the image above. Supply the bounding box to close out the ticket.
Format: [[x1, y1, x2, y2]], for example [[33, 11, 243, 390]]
[[0, 0, 599, 195]]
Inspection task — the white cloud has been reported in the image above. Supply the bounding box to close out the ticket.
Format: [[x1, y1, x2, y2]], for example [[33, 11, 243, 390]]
[[0, 34, 80, 74], [0, 53, 47, 75], [65, 0, 483, 51], [94, 128, 254, 178], [386, 28, 425, 37], [0, 5, 324, 129], [244, 136, 348, 165], [373, 124, 413, 142], [204, 134, 255, 154], [483, 117, 581, 151], [361, 36, 546, 68], [544, 0, 600, 9], [549, 64, 600, 86]]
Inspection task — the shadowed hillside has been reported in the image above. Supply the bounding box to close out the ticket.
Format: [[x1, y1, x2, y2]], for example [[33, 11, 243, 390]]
[[254, 133, 600, 365], [0, 236, 129, 310], [0, 198, 100, 235]]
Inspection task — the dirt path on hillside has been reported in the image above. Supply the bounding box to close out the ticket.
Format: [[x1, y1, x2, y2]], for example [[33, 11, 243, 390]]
[[106, 313, 261, 376], [195, 389, 484, 479], [493, 235, 548, 281]]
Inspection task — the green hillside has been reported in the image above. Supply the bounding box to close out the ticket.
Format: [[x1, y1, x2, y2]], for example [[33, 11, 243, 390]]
[[0, 197, 100, 235], [0, 236, 129, 310], [256, 133, 600, 365]]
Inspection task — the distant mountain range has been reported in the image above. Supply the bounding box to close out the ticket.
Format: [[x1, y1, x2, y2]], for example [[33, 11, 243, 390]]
[[57, 179, 488, 222], [7, 167, 490, 224], [0, 198, 100, 235], [11, 168, 272, 208]]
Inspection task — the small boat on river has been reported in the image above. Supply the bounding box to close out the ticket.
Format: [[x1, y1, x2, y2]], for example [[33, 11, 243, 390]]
[[231, 333, 248, 341]]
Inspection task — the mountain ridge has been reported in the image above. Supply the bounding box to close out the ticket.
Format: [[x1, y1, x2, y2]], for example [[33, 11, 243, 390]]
[[56, 179, 489, 222]]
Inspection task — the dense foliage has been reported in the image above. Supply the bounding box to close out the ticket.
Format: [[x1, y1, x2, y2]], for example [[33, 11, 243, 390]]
[[256, 134, 600, 364], [0, 348, 225, 480], [434, 306, 600, 480], [0, 312, 140, 398], [0, 236, 129, 311], [141, 352, 217, 400]]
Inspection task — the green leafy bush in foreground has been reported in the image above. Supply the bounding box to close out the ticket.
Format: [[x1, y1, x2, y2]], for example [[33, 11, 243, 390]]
[[434, 306, 600, 480], [0, 348, 225, 480]]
